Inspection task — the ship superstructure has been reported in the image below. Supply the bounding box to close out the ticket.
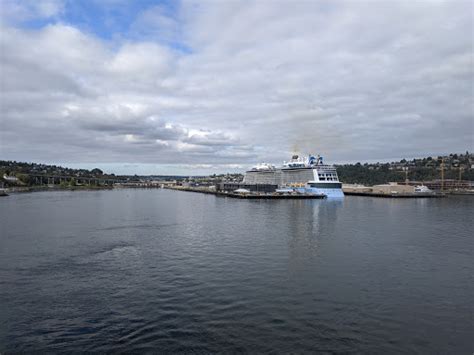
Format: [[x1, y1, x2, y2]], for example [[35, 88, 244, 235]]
[[243, 154, 344, 198]]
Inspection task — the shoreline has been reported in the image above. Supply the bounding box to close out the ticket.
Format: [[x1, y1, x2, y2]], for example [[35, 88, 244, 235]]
[[2, 185, 472, 198], [3, 185, 114, 194], [343, 191, 445, 198]]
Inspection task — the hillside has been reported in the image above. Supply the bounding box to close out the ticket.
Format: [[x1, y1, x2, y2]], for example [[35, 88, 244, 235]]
[[336, 152, 473, 185]]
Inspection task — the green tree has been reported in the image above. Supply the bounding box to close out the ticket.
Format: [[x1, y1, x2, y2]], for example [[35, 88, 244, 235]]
[[91, 168, 103, 176]]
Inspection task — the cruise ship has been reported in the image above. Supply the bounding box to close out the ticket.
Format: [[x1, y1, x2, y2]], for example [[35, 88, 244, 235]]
[[243, 154, 344, 198]]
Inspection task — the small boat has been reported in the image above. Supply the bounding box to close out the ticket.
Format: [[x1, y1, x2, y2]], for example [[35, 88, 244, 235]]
[[0, 189, 9, 196]]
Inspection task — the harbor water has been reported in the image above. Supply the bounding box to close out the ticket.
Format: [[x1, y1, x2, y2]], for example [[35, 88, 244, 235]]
[[0, 189, 472, 353]]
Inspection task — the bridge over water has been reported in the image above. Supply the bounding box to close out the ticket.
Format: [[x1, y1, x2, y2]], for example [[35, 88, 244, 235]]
[[26, 174, 128, 186]]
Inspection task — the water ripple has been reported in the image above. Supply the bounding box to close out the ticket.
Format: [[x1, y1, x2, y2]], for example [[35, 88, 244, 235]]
[[0, 190, 472, 353]]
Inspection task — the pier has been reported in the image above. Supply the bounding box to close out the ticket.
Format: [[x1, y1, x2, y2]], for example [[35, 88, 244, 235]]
[[165, 186, 326, 199], [343, 191, 445, 198], [342, 183, 446, 198]]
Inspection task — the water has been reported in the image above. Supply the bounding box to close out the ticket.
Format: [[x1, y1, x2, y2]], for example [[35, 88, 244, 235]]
[[0, 189, 472, 353]]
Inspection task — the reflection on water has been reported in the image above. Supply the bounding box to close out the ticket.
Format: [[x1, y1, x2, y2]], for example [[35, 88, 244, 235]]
[[311, 199, 343, 236], [0, 190, 472, 353], [283, 199, 344, 263]]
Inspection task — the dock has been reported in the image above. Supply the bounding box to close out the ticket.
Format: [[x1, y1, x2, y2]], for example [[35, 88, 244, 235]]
[[165, 186, 326, 199], [343, 191, 445, 198], [342, 183, 446, 198]]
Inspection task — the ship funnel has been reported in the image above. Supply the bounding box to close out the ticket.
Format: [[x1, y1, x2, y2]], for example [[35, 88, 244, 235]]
[[292, 155, 299, 160]]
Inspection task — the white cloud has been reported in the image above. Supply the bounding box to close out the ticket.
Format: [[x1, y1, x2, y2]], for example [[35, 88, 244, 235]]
[[130, 4, 181, 44], [1, 0, 64, 24], [108, 42, 173, 77], [0, 0, 472, 173]]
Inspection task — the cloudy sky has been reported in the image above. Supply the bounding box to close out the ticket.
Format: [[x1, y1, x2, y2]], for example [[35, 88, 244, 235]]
[[0, 0, 472, 175]]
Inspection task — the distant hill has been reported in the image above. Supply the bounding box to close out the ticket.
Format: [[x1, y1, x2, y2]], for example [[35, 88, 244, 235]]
[[335, 152, 473, 185], [0, 160, 182, 186], [1, 152, 472, 187]]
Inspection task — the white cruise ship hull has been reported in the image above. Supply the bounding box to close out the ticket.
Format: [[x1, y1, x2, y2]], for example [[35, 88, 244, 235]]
[[304, 184, 344, 198]]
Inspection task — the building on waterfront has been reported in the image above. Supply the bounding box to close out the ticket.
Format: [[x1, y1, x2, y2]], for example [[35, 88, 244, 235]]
[[3, 174, 19, 183]]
